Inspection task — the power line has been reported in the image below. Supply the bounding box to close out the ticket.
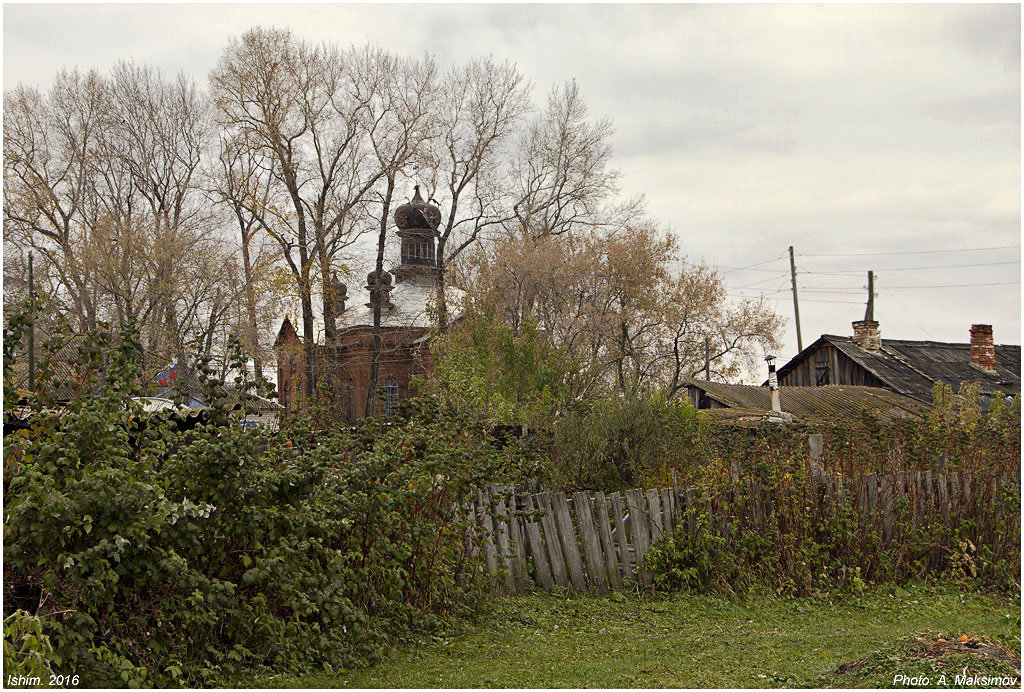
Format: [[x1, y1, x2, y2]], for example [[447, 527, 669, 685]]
[[798, 245, 1020, 258], [732, 272, 791, 290], [718, 265, 790, 274], [883, 289, 933, 340], [879, 281, 1020, 289], [718, 252, 787, 275], [803, 260, 1020, 275]]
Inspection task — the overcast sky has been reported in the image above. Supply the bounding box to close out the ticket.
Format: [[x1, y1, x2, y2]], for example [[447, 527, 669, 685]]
[[4, 3, 1020, 370]]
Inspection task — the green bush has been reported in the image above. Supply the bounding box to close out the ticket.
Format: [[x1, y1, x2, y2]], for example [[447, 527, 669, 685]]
[[549, 394, 702, 492], [646, 474, 1020, 598], [3, 321, 495, 687]]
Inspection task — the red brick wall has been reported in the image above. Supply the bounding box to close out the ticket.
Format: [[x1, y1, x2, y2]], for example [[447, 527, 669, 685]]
[[276, 325, 434, 420]]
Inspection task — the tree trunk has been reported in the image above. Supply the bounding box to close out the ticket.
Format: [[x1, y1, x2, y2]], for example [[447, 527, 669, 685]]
[[435, 235, 449, 331], [365, 176, 395, 417], [239, 219, 264, 381]]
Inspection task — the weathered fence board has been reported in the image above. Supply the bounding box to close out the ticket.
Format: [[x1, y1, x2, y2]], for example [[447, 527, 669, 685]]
[[553, 493, 587, 591], [521, 494, 553, 591], [467, 469, 1009, 595], [574, 492, 608, 591], [610, 492, 633, 581], [625, 489, 651, 583], [537, 493, 569, 588], [660, 488, 674, 538], [646, 489, 664, 542], [475, 488, 499, 574], [593, 492, 621, 589], [490, 487, 515, 591]]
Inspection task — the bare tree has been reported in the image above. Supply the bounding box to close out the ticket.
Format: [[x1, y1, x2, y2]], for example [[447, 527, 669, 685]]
[[421, 58, 531, 329], [211, 28, 398, 403], [104, 61, 212, 379], [509, 80, 642, 241], [206, 133, 280, 380], [4, 71, 108, 330], [360, 50, 439, 415]]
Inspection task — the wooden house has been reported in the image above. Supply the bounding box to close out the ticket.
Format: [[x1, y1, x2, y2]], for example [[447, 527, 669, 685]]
[[775, 321, 1020, 410]]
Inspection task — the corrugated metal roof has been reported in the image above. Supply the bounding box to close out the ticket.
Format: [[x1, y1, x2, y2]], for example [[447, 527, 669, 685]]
[[684, 377, 928, 423]]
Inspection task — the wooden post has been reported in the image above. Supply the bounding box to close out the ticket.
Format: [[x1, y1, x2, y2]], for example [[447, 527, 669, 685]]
[[490, 487, 515, 591], [626, 489, 651, 583], [573, 492, 608, 591], [646, 488, 664, 542], [594, 492, 622, 589], [463, 499, 480, 559], [937, 473, 950, 527], [948, 472, 960, 524], [610, 492, 633, 582], [924, 470, 933, 524], [913, 471, 923, 526], [660, 488, 674, 538], [503, 487, 530, 591], [808, 433, 824, 481], [475, 488, 499, 579], [880, 476, 893, 543]]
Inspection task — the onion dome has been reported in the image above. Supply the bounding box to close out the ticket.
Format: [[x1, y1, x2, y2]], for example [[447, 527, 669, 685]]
[[393, 185, 441, 234], [364, 268, 394, 310], [329, 271, 347, 316]]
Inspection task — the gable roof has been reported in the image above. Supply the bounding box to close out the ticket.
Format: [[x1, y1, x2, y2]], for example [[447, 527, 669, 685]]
[[776, 334, 1020, 405], [273, 318, 301, 349], [683, 377, 928, 423]]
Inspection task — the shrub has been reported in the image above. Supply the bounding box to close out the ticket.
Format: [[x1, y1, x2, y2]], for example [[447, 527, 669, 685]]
[[646, 471, 1020, 598], [3, 321, 494, 687], [549, 394, 702, 492]]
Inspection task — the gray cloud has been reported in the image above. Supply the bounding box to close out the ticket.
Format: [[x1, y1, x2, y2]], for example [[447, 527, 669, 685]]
[[4, 3, 1019, 358]]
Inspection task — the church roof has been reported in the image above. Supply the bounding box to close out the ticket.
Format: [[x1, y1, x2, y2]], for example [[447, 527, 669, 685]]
[[336, 276, 465, 331]]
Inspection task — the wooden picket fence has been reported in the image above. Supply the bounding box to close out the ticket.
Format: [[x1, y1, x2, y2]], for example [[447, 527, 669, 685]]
[[463, 470, 1018, 594]]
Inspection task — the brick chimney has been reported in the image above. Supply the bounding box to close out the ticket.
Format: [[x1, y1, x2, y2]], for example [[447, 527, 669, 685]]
[[969, 324, 997, 374], [851, 320, 881, 352]]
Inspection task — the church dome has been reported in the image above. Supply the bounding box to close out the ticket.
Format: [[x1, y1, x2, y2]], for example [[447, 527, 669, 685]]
[[393, 185, 441, 233]]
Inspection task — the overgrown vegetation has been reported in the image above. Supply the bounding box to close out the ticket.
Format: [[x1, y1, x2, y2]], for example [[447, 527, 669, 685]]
[[3, 319, 499, 687], [429, 314, 1021, 493], [4, 311, 1020, 687], [644, 462, 1020, 598]]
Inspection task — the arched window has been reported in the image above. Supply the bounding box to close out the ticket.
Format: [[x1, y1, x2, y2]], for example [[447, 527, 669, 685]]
[[382, 378, 399, 419]]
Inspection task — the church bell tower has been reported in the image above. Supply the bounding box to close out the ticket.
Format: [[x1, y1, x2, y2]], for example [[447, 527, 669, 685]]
[[392, 185, 441, 284]]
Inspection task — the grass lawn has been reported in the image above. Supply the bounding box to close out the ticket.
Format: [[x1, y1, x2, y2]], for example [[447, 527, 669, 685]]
[[256, 585, 1020, 688]]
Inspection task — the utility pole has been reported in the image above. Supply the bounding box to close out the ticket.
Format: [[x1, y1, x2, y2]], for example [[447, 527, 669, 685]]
[[788, 246, 803, 352], [704, 336, 711, 381], [28, 251, 35, 393], [864, 270, 875, 321]]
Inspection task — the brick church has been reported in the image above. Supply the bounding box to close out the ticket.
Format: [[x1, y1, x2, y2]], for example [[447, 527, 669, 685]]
[[274, 187, 463, 419]]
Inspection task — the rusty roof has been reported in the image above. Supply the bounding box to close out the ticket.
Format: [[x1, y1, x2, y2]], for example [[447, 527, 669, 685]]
[[684, 377, 929, 423]]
